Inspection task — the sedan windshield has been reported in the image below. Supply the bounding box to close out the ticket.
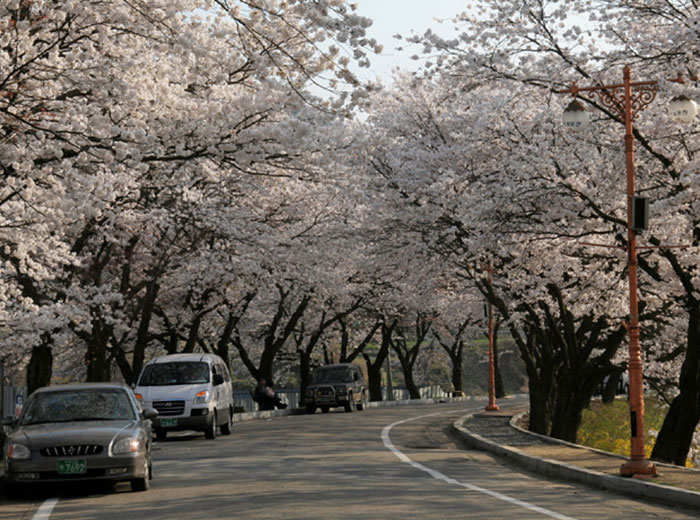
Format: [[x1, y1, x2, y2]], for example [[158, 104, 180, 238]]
[[312, 368, 352, 383], [21, 389, 137, 425], [138, 362, 210, 386]]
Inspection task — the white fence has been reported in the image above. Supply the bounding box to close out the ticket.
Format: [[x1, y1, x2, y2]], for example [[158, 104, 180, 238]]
[[234, 385, 449, 413]]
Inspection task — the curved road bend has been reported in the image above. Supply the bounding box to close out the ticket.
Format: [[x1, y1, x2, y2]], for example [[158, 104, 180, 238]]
[[2, 398, 697, 519]]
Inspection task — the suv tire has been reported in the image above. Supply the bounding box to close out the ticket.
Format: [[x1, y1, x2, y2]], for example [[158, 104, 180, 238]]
[[344, 394, 355, 413]]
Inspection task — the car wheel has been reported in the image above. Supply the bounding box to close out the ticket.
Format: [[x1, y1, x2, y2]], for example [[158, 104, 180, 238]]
[[4, 482, 26, 500], [221, 407, 233, 435], [131, 459, 150, 492], [306, 404, 317, 414], [205, 411, 217, 439], [321, 406, 330, 413], [155, 428, 167, 441]]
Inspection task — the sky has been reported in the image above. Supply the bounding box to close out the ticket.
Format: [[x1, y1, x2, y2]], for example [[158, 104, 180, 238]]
[[351, 0, 470, 84]]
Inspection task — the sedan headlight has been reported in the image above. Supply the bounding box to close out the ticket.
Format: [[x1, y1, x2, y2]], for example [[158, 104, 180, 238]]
[[194, 390, 211, 404], [112, 437, 141, 455], [7, 443, 31, 460]]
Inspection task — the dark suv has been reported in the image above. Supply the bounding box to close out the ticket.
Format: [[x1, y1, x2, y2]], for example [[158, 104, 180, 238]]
[[305, 363, 367, 413]]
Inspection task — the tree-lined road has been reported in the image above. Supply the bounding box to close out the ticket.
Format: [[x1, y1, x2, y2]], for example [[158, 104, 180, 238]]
[[1, 400, 695, 519]]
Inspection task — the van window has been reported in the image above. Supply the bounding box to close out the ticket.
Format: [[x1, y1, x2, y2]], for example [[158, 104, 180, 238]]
[[138, 362, 210, 386], [216, 363, 231, 382]]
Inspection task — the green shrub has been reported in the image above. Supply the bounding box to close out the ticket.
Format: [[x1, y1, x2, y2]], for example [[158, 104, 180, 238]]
[[578, 397, 667, 461]]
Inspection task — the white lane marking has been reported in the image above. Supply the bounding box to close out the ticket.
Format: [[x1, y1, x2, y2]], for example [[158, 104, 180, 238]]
[[381, 411, 578, 520], [32, 498, 58, 520]]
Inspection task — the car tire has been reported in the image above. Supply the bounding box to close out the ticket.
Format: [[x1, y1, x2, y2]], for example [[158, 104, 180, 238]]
[[306, 404, 317, 414], [344, 394, 355, 413], [205, 411, 217, 439], [4, 482, 26, 500], [131, 459, 150, 492], [221, 408, 233, 435], [155, 428, 167, 440], [321, 406, 330, 413]]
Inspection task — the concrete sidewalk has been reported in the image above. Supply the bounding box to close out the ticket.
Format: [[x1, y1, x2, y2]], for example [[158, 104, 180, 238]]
[[452, 408, 700, 509]]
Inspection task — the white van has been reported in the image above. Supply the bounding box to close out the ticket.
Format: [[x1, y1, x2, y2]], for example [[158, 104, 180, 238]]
[[133, 353, 234, 440]]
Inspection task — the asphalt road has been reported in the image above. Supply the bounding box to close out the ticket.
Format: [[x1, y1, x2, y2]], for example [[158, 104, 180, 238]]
[[2, 398, 698, 520]]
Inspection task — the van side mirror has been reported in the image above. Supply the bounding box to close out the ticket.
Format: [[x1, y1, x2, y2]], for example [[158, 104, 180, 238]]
[[213, 374, 224, 386], [3, 416, 17, 427]]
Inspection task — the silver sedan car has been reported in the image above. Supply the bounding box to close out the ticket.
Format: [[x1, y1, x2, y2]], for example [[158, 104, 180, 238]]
[[3, 382, 158, 498]]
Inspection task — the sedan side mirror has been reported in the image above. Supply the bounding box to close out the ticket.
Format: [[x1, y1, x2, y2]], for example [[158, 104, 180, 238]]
[[142, 408, 159, 421]]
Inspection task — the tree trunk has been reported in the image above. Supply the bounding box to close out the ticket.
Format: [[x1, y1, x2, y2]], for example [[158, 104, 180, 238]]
[[549, 378, 600, 442], [85, 318, 112, 382], [299, 351, 312, 406], [130, 279, 159, 384], [524, 359, 553, 435], [601, 372, 621, 404], [403, 369, 420, 399], [450, 348, 464, 394], [434, 326, 467, 395], [363, 320, 396, 401], [651, 308, 700, 465], [27, 339, 53, 395], [392, 316, 432, 400]]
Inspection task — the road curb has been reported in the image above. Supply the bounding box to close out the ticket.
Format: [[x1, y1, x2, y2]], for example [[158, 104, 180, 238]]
[[452, 413, 700, 509]]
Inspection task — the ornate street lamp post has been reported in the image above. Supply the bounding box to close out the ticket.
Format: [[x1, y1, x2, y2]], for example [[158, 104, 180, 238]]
[[558, 66, 696, 477]]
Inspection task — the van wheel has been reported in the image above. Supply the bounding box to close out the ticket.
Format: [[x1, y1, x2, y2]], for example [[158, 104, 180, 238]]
[[221, 408, 233, 435], [205, 411, 217, 439], [155, 428, 167, 440]]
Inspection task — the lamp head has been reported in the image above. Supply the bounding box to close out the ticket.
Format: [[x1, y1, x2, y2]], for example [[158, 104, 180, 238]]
[[669, 95, 697, 124], [562, 99, 589, 130]]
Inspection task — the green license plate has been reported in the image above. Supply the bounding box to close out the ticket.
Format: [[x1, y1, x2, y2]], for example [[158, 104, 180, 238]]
[[57, 459, 87, 475], [160, 418, 177, 427]]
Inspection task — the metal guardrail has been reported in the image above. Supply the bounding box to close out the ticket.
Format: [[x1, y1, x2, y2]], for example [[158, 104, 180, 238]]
[[234, 385, 449, 413]]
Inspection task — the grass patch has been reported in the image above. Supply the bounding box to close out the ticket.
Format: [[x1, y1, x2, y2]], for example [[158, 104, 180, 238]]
[[578, 396, 668, 461]]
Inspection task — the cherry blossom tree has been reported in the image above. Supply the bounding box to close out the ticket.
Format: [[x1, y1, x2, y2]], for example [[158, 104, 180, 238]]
[[407, 0, 700, 457], [0, 0, 383, 390]]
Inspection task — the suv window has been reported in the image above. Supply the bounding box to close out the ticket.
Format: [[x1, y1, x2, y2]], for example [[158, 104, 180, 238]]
[[312, 367, 353, 383]]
